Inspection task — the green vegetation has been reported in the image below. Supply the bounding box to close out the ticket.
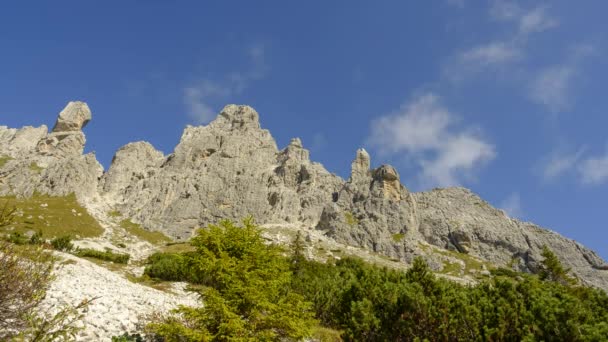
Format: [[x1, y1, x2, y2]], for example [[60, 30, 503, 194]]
[[391, 233, 405, 242], [344, 211, 359, 226], [108, 210, 122, 218], [439, 260, 461, 275], [144, 252, 193, 282], [120, 219, 171, 245], [75, 248, 130, 264], [145, 218, 316, 341], [0, 155, 12, 168], [159, 242, 196, 254], [28, 162, 44, 173], [539, 245, 578, 285], [143, 218, 608, 341], [51, 235, 74, 252], [111, 333, 144, 342], [0, 194, 103, 239], [433, 246, 489, 275]]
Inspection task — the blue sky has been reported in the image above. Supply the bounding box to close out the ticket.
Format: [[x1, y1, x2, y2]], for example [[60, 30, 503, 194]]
[[1, 1, 607, 258]]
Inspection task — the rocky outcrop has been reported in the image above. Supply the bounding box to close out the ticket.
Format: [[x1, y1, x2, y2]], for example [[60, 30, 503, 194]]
[[101, 105, 341, 239], [317, 150, 419, 262], [37, 101, 91, 157], [1, 101, 607, 290], [0, 102, 102, 199], [412, 187, 608, 289]]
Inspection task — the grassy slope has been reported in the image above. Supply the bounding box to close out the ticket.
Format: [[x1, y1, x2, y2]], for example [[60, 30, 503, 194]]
[[0, 193, 104, 239]]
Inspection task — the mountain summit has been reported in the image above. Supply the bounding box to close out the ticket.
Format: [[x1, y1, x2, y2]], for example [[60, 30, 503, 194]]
[[1, 101, 607, 290]]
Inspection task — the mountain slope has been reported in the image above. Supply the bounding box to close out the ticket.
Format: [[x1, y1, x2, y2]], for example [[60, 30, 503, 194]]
[[1, 101, 607, 290]]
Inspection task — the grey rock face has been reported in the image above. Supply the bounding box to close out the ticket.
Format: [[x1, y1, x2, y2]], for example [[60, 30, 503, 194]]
[[1, 101, 607, 290], [52, 101, 92, 132], [0, 125, 48, 157], [103, 105, 341, 239], [36, 102, 91, 157], [0, 101, 102, 199], [411, 187, 608, 289], [317, 150, 418, 261]]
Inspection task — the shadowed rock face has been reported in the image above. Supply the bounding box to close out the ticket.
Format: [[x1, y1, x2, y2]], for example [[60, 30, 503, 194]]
[[1, 101, 608, 290]]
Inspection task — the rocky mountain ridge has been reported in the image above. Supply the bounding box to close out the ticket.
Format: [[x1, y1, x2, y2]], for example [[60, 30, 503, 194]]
[[1, 101, 607, 291]]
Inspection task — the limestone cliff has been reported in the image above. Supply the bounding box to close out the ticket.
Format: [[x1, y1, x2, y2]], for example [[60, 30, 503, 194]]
[[1, 101, 607, 290]]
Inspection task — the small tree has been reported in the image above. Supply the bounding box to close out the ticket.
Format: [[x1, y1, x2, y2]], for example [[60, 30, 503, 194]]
[[290, 230, 307, 275], [0, 242, 90, 340], [539, 246, 576, 286], [147, 218, 317, 341]]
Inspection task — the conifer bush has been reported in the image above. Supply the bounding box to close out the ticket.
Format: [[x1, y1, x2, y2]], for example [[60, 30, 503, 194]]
[[143, 219, 608, 341], [145, 218, 317, 341]]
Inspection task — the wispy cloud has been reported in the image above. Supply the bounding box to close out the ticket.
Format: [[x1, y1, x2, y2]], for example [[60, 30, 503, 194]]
[[537, 145, 608, 186], [529, 65, 576, 113], [528, 44, 595, 113], [183, 44, 268, 124], [368, 93, 495, 187], [500, 192, 523, 218], [579, 147, 608, 185], [447, 2, 558, 80], [518, 6, 558, 35], [490, 1, 558, 34], [184, 81, 231, 124], [540, 148, 585, 182], [459, 41, 523, 66]]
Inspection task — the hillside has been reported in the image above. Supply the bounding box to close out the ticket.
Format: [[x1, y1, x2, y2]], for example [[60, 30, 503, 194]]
[[1, 101, 608, 339]]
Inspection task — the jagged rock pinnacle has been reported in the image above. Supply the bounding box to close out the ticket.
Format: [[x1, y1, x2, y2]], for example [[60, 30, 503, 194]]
[[213, 104, 261, 130], [52, 101, 92, 132], [37, 101, 91, 157], [350, 148, 370, 182]]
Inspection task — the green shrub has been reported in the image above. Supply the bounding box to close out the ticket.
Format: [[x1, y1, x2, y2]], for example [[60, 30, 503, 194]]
[[29, 230, 44, 245], [51, 235, 74, 252], [146, 218, 316, 341], [344, 211, 358, 226], [392, 233, 405, 242], [75, 248, 130, 264], [7, 231, 28, 245], [137, 220, 608, 341], [144, 252, 191, 282], [111, 333, 144, 342]]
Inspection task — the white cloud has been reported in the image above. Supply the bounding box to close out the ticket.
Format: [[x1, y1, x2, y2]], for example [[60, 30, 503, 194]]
[[500, 192, 523, 218], [541, 148, 585, 182], [460, 42, 523, 66], [579, 148, 608, 185], [518, 7, 558, 35], [529, 65, 575, 113], [538, 146, 608, 185], [183, 44, 268, 124], [447, 2, 558, 80], [489, 0, 521, 21], [528, 43, 595, 113], [368, 93, 495, 187], [490, 1, 558, 34], [184, 81, 231, 124]]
